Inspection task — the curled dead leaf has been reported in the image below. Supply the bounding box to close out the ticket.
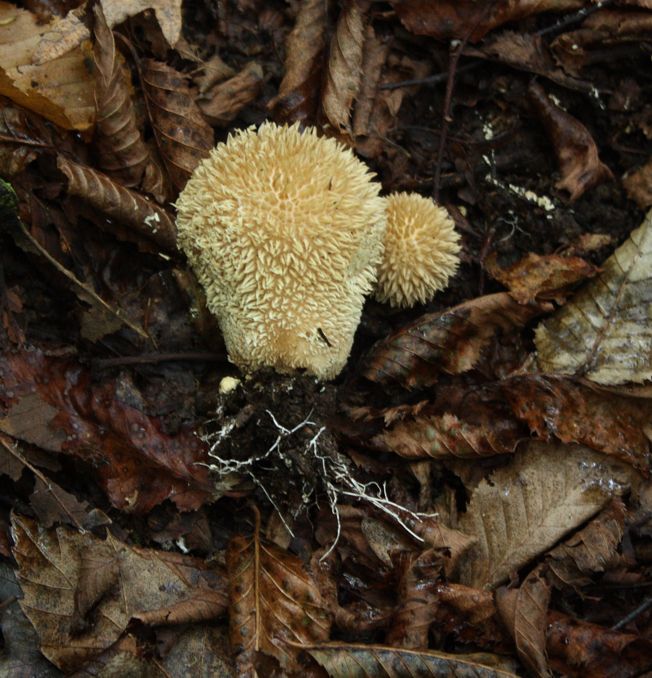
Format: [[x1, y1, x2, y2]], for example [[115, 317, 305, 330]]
[[529, 81, 613, 201], [363, 292, 547, 389]]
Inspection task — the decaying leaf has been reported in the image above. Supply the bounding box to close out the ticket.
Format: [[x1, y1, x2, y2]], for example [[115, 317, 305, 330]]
[[0, 350, 213, 512], [198, 61, 263, 126], [623, 157, 652, 209], [322, 0, 368, 139], [227, 510, 331, 675], [161, 626, 235, 677], [529, 81, 613, 201], [496, 567, 551, 678], [466, 31, 589, 92], [535, 208, 652, 384], [99, 0, 183, 48], [11, 514, 227, 673], [56, 155, 177, 252], [369, 398, 525, 460], [551, 9, 652, 77], [92, 4, 152, 190], [140, 59, 213, 192], [363, 293, 547, 389], [546, 610, 652, 678], [305, 642, 519, 677], [457, 442, 631, 588], [268, 0, 327, 124], [0, 2, 95, 130], [501, 375, 652, 473], [485, 252, 598, 304], [546, 499, 626, 589], [391, 0, 585, 43]]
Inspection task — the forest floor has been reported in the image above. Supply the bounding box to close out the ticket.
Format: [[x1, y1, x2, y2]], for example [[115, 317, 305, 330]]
[[1, 1, 652, 676]]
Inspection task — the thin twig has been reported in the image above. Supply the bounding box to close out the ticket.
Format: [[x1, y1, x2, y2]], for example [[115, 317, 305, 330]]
[[612, 597, 652, 631]]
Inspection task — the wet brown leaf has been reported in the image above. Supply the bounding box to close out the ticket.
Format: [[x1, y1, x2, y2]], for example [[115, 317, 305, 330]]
[[322, 0, 368, 140], [227, 510, 331, 676], [363, 293, 547, 389], [92, 5, 153, 191], [305, 642, 519, 677], [551, 10, 652, 76], [536, 209, 652, 384], [546, 499, 626, 589], [496, 567, 551, 678], [0, 350, 213, 512], [268, 0, 327, 124], [529, 81, 613, 201], [623, 157, 652, 209], [0, 3, 95, 131], [391, 0, 584, 43], [458, 442, 631, 589], [386, 548, 443, 648], [12, 514, 227, 672], [502, 375, 652, 473], [486, 252, 599, 304], [467, 31, 590, 92], [547, 610, 652, 678], [141, 59, 213, 193], [198, 61, 263, 126], [56, 155, 177, 252]]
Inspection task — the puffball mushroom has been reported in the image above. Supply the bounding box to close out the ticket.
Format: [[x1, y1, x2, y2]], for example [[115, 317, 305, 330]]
[[375, 192, 461, 309], [175, 122, 386, 379]]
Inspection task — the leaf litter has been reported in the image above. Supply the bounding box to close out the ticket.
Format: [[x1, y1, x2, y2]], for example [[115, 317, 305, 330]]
[[0, 0, 652, 676]]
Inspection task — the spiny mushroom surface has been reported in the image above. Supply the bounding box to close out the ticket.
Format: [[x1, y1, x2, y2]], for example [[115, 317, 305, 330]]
[[175, 122, 386, 379], [375, 192, 461, 308]]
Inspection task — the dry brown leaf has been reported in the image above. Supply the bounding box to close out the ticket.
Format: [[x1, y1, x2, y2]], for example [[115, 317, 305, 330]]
[[322, 0, 368, 140], [92, 5, 152, 190], [0, 2, 95, 131], [352, 26, 389, 138], [100, 0, 182, 48], [354, 52, 429, 158], [306, 642, 519, 677], [391, 0, 584, 43], [623, 158, 652, 209], [529, 81, 613, 201], [485, 252, 599, 304], [11, 514, 228, 673], [496, 567, 551, 678], [227, 510, 331, 675], [198, 61, 263, 126], [56, 155, 177, 252], [457, 442, 632, 589], [268, 0, 327, 124], [140, 59, 214, 193], [363, 292, 547, 389], [535, 208, 652, 384], [546, 499, 626, 589], [161, 627, 235, 677]]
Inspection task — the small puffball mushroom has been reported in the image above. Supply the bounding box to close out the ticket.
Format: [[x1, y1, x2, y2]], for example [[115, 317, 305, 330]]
[[175, 122, 386, 380], [375, 192, 461, 308]]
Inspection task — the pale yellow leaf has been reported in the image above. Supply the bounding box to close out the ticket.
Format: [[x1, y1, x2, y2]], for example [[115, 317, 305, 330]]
[[457, 442, 631, 589], [535, 209, 652, 384]]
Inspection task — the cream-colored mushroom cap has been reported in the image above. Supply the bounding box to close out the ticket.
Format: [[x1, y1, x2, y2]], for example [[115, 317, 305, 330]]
[[375, 193, 461, 308], [175, 122, 386, 379]]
